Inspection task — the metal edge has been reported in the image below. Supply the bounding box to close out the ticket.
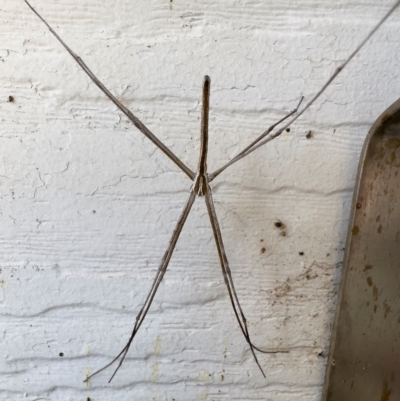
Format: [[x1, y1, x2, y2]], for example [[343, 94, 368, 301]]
[[320, 97, 400, 401]]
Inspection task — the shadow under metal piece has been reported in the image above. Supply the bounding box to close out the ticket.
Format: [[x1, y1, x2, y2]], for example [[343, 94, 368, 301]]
[[322, 98, 400, 401]]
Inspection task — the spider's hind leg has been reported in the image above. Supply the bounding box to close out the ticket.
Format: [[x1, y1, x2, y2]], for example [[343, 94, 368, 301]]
[[85, 190, 197, 383], [204, 184, 267, 377]]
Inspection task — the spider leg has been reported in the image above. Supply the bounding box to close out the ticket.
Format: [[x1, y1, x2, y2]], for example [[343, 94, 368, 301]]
[[203, 184, 267, 377], [85, 190, 196, 383], [209, 95, 303, 181], [24, 0, 195, 180], [209, 0, 400, 180]]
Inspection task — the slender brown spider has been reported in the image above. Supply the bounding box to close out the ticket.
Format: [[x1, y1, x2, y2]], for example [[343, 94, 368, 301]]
[[24, 0, 400, 383]]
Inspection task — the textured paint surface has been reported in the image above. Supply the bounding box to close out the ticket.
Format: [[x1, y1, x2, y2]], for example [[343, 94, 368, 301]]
[[0, 1, 399, 400]]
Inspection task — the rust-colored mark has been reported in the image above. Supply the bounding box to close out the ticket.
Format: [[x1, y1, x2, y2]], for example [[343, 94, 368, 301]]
[[356, 202, 362, 209], [364, 264, 373, 271], [373, 285, 379, 301], [384, 301, 392, 318], [382, 143, 400, 167], [367, 277, 373, 287], [380, 379, 392, 401], [386, 138, 400, 149], [376, 215, 381, 222], [279, 231, 287, 237], [378, 224, 383, 234], [381, 113, 392, 124], [260, 247, 266, 254], [352, 226, 359, 235]]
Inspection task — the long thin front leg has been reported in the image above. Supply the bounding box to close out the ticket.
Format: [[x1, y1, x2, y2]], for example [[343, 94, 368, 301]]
[[85, 191, 196, 383], [209, 96, 303, 181], [204, 184, 266, 377], [209, 0, 400, 181], [24, 0, 195, 180]]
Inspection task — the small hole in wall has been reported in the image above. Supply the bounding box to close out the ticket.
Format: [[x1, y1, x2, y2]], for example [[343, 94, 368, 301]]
[[286, 128, 290, 132], [59, 352, 64, 357], [8, 95, 14, 102]]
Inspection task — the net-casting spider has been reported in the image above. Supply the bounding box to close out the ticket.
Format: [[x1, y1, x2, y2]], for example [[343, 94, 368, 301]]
[[24, 0, 400, 383]]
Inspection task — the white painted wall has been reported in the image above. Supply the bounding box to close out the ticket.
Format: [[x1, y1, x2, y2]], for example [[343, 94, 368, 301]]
[[1, 1, 399, 400]]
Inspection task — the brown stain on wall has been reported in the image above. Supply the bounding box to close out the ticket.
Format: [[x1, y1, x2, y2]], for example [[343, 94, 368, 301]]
[[385, 138, 400, 149], [384, 301, 392, 318], [373, 285, 379, 301], [381, 138, 400, 167], [380, 379, 392, 401]]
